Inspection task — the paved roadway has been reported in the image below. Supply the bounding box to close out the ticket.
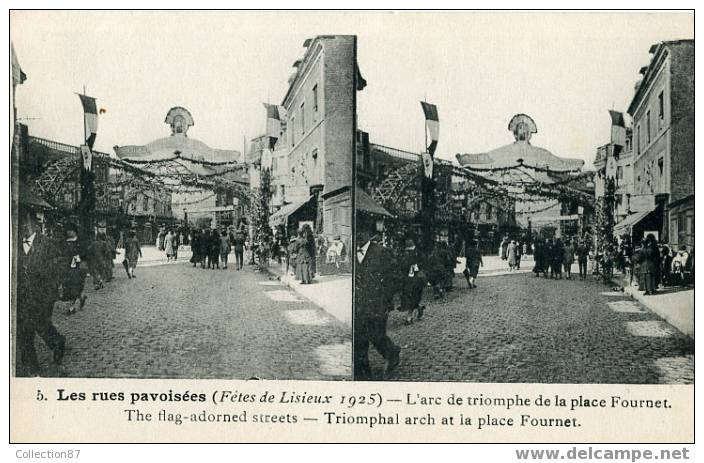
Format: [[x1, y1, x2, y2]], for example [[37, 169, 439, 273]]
[[368, 272, 694, 383], [32, 259, 351, 380]]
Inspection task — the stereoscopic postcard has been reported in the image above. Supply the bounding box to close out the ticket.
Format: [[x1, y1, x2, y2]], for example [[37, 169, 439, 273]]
[[8, 9, 695, 444]]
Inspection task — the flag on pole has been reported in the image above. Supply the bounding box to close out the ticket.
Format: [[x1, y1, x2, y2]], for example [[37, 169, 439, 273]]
[[421, 101, 439, 156], [10, 42, 27, 87], [80, 144, 93, 172], [609, 110, 626, 157], [263, 103, 282, 150], [421, 151, 433, 179], [78, 94, 98, 150]]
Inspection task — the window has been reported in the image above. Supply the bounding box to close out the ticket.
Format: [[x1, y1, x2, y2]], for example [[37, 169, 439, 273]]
[[290, 116, 295, 146], [300, 102, 305, 135], [658, 90, 664, 123], [312, 148, 318, 159], [646, 111, 651, 144], [658, 157, 664, 177], [636, 125, 641, 155], [143, 196, 149, 212], [486, 204, 493, 220], [312, 84, 318, 113], [616, 166, 623, 180]]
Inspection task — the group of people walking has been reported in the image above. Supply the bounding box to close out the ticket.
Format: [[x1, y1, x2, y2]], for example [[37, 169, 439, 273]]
[[532, 237, 590, 280], [354, 232, 485, 380], [189, 227, 246, 270]]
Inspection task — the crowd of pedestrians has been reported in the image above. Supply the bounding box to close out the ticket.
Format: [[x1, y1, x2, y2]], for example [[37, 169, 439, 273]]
[[616, 234, 694, 296]]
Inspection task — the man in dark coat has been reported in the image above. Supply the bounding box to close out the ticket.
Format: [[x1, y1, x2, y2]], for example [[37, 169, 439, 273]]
[[354, 229, 401, 380], [232, 228, 246, 270], [16, 212, 66, 375]]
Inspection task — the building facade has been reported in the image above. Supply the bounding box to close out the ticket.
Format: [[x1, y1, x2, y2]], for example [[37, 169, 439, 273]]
[[261, 35, 357, 255], [627, 40, 694, 248]]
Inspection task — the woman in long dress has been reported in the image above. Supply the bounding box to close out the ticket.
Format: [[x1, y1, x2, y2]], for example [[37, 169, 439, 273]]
[[398, 238, 425, 324], [507, 240, 518, 271], [164, 230, 174, 262], [297, 226, 314, 284], [563, 239, 575, 279], [60, 223, 87, 315]]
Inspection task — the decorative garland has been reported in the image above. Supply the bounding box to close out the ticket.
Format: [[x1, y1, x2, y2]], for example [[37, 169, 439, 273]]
[[118, 150, 243, 167]]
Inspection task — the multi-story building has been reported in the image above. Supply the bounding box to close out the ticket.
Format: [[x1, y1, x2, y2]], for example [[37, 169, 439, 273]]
[[627, 39, 694, 248], [265, 35, 357, 252], [594, 127, 637, 227]]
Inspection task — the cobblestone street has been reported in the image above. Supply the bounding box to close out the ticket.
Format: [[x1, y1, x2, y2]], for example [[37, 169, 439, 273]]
[[368, 272, 694, 384], [33, 257, 351, 380]]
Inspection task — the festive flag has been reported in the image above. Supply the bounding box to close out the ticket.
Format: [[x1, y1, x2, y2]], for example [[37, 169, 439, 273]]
[[421, 101, 439, 156], [78, 94, 98, 150], [80, 144, 92, 172], [609, 110, 626, 157], [263, 103, 281, 150], [421, 151, 433, 179], [10, 42, 27, 87]]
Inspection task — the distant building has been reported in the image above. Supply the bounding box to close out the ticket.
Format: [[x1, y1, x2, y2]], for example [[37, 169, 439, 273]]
[[626, 39, 694, 248], [114, 106, 243, 231], [593, 127, 635, 225], [457, 114, 589, 240], [356, 131, 516, 254]]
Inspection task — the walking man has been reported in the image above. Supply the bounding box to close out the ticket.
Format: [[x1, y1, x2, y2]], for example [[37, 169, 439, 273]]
[[232, 228, 246, 270], [354, 228, 401, 380], [16, 212, 66, 376]]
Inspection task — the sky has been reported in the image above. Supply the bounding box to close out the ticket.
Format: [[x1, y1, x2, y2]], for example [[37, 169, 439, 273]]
[[11, 11, 693, 168]]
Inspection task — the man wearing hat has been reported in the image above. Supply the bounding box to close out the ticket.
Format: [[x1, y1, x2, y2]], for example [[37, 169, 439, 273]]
[[16, 211, 66, 375], [354, 228, 401, 380]]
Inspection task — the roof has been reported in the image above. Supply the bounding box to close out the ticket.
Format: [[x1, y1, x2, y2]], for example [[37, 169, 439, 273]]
[[356, 188, 392, 217], [628, 39, 694, 115], [456, 140, 584, 172]]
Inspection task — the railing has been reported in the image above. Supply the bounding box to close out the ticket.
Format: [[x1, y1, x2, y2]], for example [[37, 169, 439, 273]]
[[371, 143, 421, 162], [29, 136, 111, 158]]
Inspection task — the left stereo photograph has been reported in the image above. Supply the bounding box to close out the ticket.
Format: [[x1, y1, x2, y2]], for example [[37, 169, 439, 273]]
[[10, 11, 355, 380]]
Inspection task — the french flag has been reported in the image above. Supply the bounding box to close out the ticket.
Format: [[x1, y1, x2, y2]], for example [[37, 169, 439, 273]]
[[78, 94, 98, 150]]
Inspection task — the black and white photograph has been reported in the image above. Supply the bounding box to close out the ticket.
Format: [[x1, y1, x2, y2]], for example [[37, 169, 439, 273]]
[[7, 9, 698, 446], [10, 12, 355, 380], [353, 12, 694, 383]]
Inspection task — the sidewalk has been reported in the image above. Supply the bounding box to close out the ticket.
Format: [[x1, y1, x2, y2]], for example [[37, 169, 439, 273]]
[[115, 245, 192, 267], [455, 254, 533, 277], [616, 276, 694, 338], [265, 262, 352, 326]]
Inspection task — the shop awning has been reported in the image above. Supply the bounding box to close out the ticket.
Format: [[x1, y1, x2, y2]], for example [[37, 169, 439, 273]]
[[614, 205, 656, 234], [356, 188, 392, 217], [269, 196, 313, 226]]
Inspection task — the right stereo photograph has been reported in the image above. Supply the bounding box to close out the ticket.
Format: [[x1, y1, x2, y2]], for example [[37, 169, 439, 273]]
[[353, 12, 694, 383]]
